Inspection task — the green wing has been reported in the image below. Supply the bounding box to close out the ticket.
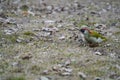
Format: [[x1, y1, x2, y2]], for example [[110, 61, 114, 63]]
[[90, 30, 107, 41]]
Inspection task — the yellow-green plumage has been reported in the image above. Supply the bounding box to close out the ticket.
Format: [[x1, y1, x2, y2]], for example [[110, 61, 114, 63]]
[[80, 28, 107, 46], [89, 30, 107, 42]]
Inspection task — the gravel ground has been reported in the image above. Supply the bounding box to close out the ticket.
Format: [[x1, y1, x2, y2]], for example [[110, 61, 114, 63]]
[[0, 0, 120, 80]]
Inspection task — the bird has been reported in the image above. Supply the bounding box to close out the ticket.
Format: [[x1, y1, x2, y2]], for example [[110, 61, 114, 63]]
[[80, 27, 107, 47]]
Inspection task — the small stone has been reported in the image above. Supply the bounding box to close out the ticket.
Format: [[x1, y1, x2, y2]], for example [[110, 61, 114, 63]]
[[16, 37, 24, 43], [107, 32, 113, 36], [42, 27, 59, 32], [57, 64, 63, 67], [59, 67, 72, 72], [105, 44, 111, 47], [78, 72, 87, 79], [63, 7, 69, 11], [33, 29, 41, 31], [43, 20, 56, 24], [73, 2, 79, 8], [64, 68, 73, 73], [71, 58, 76, 62], [16, 39, 22, 43], [54, 7, 62, 12], [116, 76, 120, 80], [64, 60, 71, 66], [20, 53, 32, 60], [102, 9, 107, 12], [116, 65, 120, 70], [40, 76, 49, 80], [42, 70, 49, 75], [81, 25, 88, 28], [111, 22, 117, 26], [60, 72, 72, 76], [68, 27, 76, 31], [114, 39, 119, 42], [109, 53, 116, 58], [94, 77, 102, 80], [11, 62, 19, 67], [4, 29, 13, 35], [52, 65, 60, 71], [109, 73, 119, 79], [5, 17, 16, 24], [40, 32, 51, 37], [90, 11, 97, 14], [59, 35, 65, 40], [28, 10, 35, 16], [57, 24, 63, 28], [46, 6, 53, 11], [95, 51, 103, 56], [94, 24, 106, 30]]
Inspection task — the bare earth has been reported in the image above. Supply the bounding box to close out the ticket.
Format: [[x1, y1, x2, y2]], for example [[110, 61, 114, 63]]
[[0, 0, 120, 80]]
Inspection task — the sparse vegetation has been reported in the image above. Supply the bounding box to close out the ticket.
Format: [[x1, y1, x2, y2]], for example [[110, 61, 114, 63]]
[[0, 0, 120, 80], [6, 76, 25, 80], [23, 31, 35, 36]]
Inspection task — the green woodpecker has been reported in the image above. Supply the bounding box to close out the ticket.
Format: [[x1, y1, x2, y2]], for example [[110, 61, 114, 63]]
[[80, 27, 107, 47]]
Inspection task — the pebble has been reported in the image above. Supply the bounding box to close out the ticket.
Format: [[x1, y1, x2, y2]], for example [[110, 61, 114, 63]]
[[39, 32, 51, 37], [63, 7, 69, 11], [116, 76, 120, 80], [52, 65, 60, 71], [59, 67, 73, 73], [73, 2, 80, 9], [28, 10, 35, 16], [16, 37, 24, 43], [94, 77, 102, 80], [33, 29, 41, 32], [60, 72, 72, 76], [105, 44, 111, 47], [11, 62, 19, 67], [57, 24, 63, 28], [114, 39, 119, 42], [40, 76, 49, 80], [116, 65, 120, 70], [95, 51, 103, 56], [59, 35, 65, 40], [42, 27, 59, 32], [71, 58, 76, 62], [43, 20, 56, 24], [64, 60, 71, 66], [0, 17, 6, 23], [64, 68, 73, 73], [16, 39, 22, 43], [54, 7, 62, 12], [68, 27, 77, 31], [20, 53, 32, 60], [78, 72, 87, 79], [46, 6, 53, 11], [94, 24, 107, 30], [81, 25, 88, 28], [4, 27, 18, 35], [42, 70, 49, 75], [4, 29, 14, 35], [109, 53, 116, 58], [5, 17, 16, 24], [109, 72, 119, 79]]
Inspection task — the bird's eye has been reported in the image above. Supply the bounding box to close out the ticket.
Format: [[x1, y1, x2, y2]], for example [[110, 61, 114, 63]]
[[80, 29, 85, 33]]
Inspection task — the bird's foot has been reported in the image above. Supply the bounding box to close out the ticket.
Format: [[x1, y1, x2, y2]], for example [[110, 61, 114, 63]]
[[89, 43, 99, 47]]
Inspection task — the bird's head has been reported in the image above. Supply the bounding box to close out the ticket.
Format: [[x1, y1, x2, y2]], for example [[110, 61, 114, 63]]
[[80, 28, 91, 35]]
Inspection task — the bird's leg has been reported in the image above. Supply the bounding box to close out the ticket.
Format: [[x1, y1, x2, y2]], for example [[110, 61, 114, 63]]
[[89, 43, 99, 47]]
